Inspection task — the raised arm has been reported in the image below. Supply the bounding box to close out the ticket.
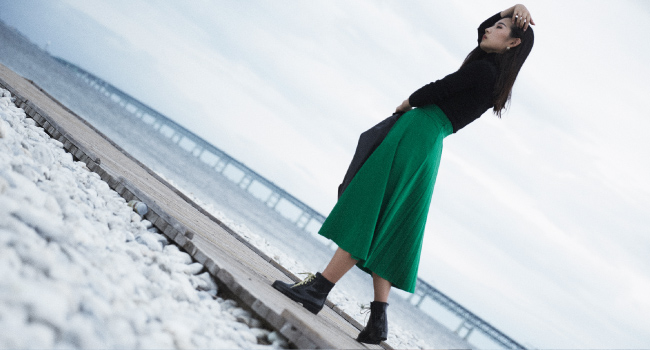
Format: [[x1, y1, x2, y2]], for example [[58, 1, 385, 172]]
[[395, 5, 535, 114], [500, 4, 535, 31]]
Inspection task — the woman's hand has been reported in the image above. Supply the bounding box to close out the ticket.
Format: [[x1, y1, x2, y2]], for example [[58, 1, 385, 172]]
[[395, 99, 412, 114], [501, 4, 535, 31]]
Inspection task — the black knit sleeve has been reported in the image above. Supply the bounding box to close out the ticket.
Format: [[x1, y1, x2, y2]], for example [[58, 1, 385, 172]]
[[408, 60, 497, 108], [477, 12, 503, 44]]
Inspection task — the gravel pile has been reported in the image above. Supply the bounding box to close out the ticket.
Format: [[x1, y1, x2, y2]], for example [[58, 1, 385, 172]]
[[0, 88, 287, 349]]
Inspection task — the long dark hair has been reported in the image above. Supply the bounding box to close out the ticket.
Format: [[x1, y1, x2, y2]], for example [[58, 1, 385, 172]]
[[461, 22, 534, 117]]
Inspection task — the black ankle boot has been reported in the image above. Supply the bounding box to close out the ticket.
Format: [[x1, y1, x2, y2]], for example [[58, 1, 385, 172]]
[[272, 272, 335, 314], [356, 301, 389, 344]]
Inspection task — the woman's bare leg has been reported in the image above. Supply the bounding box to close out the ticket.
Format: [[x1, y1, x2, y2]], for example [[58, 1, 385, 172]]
[[372, 273, 392, 302], [322, 247, 358, 283]]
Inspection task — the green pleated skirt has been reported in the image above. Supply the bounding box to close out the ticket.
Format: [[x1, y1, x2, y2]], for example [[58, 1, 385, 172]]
[[318, 105, 452, 293]]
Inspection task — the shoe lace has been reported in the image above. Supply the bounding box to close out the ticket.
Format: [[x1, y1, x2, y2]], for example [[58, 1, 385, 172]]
[[292, 272, 316, 288], [359, 303, 371, 325]]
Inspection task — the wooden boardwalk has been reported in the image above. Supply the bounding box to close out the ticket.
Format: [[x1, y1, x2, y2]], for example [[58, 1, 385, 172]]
[[0, 63, 388, 350]]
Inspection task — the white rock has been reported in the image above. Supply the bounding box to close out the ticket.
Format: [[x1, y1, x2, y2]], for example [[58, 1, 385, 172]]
[[163, 244, 192, 264], [181, 262, 204, 275], [191, 272, 218, 295], [141, 219, 153, 229], [0, 119, 8, 139], [22, 284, 70, 329], [268, 331, 289, 347], [48, 137, 63, 148], [1, 91, 277, 349], [231, 308, 254, 327], [0, 305, 30, 348], [61, 314, 104, 349], [249, 317, 263, 329], [141, 265, 167, 286], [138, 331, 175, 349], [135, 232, 163, 252], [124, 230, 135, 242], [126, 308, 149, 336], [28, 323, 58, 348], [250, 327, 270, 342], [106, 318, 137, 348], [130, 212, 141, 222], [43, 195, 62, 217], [161, 318, 196, 348], [0, 195, 19, 221], [170, 278, 200, 303], [0, 176, 10, 195], [78, 293, 112, 320]]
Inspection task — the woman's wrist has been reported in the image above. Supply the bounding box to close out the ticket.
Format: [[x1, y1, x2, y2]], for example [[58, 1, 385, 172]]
[[500, 5, 516, 18], [501, 4, 534, 30]]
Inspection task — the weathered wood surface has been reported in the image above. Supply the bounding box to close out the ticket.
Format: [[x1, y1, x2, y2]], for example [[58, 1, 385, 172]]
[[0, 62, 388, 349]]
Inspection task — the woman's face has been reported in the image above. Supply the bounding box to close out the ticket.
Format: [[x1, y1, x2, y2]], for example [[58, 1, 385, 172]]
[[480, 18, 521, 54]]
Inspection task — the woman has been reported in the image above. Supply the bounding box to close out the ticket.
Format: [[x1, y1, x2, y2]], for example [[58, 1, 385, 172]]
[[273, 4, 535, 344]]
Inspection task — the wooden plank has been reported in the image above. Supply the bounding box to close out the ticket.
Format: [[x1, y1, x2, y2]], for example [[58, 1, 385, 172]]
[[0, 63, 389, 350]]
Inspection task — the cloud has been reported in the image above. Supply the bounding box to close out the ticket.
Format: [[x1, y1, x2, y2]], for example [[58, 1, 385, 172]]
[[4, 0, 650, 347]]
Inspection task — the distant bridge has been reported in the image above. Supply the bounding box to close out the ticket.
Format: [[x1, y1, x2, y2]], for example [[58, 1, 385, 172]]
[[54, 56, 527, 350], [54, 57, 325, 234], [408, 281, 527, 349]]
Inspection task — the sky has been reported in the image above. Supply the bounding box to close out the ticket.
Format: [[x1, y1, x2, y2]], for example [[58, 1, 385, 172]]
[[1, 0, 650, 348]]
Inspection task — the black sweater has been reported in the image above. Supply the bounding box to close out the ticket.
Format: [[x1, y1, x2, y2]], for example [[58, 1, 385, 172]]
[[408, 12, 503, 133]]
